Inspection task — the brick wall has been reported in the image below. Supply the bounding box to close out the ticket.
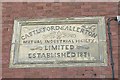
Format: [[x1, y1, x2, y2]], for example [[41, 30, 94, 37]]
[[118, 2, 120, 80], [2, 2, 119, 79]]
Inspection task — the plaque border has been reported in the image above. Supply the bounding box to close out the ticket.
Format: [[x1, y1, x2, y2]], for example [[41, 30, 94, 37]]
[[9, 16, 107, 68]]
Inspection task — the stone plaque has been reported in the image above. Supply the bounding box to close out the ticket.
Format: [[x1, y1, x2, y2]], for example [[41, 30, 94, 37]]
[[10, 17, 107, 68]]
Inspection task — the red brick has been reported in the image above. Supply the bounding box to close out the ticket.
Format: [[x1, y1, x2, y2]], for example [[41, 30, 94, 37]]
[[2, 2, 119, 78]]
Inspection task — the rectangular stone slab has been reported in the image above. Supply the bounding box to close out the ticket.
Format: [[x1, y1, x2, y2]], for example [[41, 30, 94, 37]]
[[9, 17, 107, 68]]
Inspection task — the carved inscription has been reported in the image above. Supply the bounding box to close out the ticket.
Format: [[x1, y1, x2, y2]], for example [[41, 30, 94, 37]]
[[19, 24, 97, 62], [10, 17, 107, 68]]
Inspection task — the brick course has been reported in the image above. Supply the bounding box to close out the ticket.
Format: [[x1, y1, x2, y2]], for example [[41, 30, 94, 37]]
[[2, 2, 119, 79]]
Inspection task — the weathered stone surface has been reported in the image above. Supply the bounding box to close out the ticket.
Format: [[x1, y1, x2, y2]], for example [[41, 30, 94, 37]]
[[10, 17, 107, 68]]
